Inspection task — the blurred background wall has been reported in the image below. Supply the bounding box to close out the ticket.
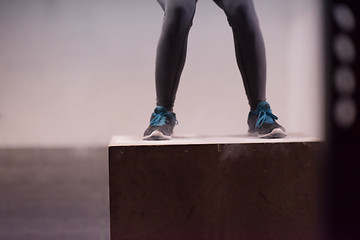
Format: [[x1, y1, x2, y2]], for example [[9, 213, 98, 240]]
[[0, 0, 323, 146]]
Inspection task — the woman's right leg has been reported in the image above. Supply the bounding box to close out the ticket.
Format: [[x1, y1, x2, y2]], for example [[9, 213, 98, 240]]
[[155, 0, 197, 111], [143, 0, 197, 140]]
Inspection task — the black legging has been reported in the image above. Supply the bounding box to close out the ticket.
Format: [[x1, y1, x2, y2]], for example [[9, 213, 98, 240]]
[[155, 0, 266, 111]]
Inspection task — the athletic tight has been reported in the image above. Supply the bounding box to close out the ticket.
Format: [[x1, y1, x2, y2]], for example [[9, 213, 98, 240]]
[[155, 0, 266, 111]]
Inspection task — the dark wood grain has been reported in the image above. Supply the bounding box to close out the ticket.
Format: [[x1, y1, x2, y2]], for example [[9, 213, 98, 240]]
[[109, 142, 323, 240]]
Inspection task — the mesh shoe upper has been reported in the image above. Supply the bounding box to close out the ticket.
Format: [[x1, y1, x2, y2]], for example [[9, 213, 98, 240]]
[[143, 106, 177, 137], [248, 101, 285, 135]]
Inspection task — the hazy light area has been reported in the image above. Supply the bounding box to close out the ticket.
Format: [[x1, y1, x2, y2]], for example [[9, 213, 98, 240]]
[[0, 0, 324, 147]]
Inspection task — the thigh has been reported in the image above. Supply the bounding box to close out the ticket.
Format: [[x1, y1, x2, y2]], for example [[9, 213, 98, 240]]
[[213, 0, 224, 9], [157, 0, 197, 11], [213, 0, 253, 11]]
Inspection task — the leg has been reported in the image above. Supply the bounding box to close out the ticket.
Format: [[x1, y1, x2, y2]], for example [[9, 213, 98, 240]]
[[155, 0, 197, 111], [214, 0, 285, 138], [143, 0, 196, 140], [214, 0, 266, 110]]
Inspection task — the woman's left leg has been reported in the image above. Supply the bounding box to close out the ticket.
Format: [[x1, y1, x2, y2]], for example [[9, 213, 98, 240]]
[[213, 0, 266, 110], [214, 0, 286, 138]]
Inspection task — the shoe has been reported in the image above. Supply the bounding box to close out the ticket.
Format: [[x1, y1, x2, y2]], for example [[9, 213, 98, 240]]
[[143, 106, 177, 140], [247, 101, 286, 138]]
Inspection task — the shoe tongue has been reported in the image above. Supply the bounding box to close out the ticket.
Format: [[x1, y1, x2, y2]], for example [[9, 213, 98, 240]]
[[154, 106, 167, 114], [258, 101, 271, 110], [258, 101, 275, 124]]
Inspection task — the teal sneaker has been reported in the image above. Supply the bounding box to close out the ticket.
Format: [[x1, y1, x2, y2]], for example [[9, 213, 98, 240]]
[[248, 101, 286, 138], [143, 106, 177, 140]]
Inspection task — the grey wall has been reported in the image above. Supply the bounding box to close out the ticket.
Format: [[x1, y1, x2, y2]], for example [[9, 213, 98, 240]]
[[0, 0, 324, 147]]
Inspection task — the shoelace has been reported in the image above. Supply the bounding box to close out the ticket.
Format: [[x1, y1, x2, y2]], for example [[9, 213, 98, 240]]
[[150, 111, 177, 126], [255, 107, 278, 128]]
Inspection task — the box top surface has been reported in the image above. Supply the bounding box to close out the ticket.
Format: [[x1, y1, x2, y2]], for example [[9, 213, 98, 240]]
[[109, 134, 322, 147]]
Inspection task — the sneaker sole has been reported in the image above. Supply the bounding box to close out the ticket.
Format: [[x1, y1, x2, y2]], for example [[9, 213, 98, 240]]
[[142, 130, 172, 141], [249, 128, 287, 139]]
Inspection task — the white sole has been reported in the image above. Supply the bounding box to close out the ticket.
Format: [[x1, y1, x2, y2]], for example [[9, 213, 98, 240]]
[[142, 130, 172, 141], [249, 128, 287, 139]]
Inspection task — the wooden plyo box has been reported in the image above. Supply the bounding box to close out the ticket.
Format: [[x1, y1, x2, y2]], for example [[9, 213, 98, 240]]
[[109, 135, 322, 240]]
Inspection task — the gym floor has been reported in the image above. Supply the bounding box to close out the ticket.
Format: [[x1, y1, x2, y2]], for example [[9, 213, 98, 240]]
[[0, 147, 110, 240]]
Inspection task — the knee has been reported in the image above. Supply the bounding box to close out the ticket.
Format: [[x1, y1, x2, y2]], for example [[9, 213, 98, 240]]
[[227, 2, 257, 24], [165, 3, 195, 27]]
